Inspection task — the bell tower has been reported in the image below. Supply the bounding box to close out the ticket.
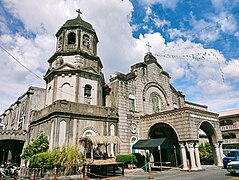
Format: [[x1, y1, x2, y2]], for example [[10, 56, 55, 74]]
[[56, 9, 98, 56], [44, 10, 105, 106]]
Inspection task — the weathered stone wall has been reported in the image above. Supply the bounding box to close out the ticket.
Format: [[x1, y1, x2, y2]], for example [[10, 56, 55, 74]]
[[30, 100, 118, 149], [0, 87, 45, 132], [140, 107, 221, 142]]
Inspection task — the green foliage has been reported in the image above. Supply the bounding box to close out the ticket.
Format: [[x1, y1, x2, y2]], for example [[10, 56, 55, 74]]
[[199, 142, 213, 157], [30, 151, 52, 169], [58, 146, 83, 175], [116, 154, 137, 165], [51, 148, 61, 167], [21, 134, 49, 160]]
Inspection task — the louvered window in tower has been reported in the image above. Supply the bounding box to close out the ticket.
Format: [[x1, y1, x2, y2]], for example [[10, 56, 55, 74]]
[[82, 34, 90, 48], [84, 84, 92, 104], [68, 32, 76, 44], [84, 84, 92, 97]]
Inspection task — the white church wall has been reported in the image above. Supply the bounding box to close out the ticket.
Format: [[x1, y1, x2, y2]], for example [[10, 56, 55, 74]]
[[45, 80, 54, 106], [80, 78, 98, 105], [62, 55, 76, 65], [57, 75, 76, 102], [59, 120, 66, 148]]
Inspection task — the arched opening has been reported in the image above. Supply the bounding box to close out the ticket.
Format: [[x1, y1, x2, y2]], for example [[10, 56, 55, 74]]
[[148, 123, 179, 167], [199, 121, 218, 165], [58, 36, 63, 49], [84, 84, 92, 104], [150, 93, 161, 113], [219, 119, 233, 126], [68, 32, 76, 44], [0, 140, 25, 166], [84, 84, 92, 97], [61, 83, 72, 101], [59, 121, 66, 148], [82, 34, 90, 48], [222, 132, 236, 139]]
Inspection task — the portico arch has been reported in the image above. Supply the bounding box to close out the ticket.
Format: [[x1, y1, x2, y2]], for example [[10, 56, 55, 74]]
[[199, 121, 223, 166], [148, 122, 180, 167]]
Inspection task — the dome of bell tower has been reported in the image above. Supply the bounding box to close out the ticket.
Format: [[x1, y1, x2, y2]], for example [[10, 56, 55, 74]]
[[55, 9, 98, 55], [56, 9, 95, 36]]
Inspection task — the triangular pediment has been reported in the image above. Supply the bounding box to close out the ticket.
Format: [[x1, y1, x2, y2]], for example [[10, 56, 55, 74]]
[[55, 63, 76, 71]]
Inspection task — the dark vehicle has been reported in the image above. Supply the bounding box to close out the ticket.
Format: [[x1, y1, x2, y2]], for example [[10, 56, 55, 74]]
[[227, 160, 239, 175], [223, 150, 239, 169], [200, 154, 214, 165]]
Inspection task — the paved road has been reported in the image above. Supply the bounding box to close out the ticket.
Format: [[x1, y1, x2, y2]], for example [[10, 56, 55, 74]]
[[110, 165, 239, 180], [14, 165, 239, 180]]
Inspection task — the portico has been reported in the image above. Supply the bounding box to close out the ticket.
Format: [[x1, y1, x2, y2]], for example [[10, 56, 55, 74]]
[[139, 107, 223, 170]]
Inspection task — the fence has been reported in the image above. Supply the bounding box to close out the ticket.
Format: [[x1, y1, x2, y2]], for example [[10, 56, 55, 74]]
[[20, 167, 81, 179]]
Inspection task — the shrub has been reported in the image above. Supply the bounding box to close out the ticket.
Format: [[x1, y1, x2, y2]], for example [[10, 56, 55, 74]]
[[116, 154, 137, 165], [59, 146, 83, 175]]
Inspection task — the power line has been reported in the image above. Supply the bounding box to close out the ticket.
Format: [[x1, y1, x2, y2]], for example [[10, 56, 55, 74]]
[[0, 45, 43, 80], [0, 44, 97, 99]]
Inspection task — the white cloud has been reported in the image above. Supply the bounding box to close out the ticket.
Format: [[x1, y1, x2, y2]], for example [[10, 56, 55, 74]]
[[168, 28, 186, 39], [143, 7, 152, 23], [189, 12, 220, 42], [235, 31, 239, 39], [0, 15, 9, 33], [210, 12, 237, 34], [0, 0, 239, 114], [223, 59, 239, 81], [139, 0, 179, 9], [2, 0, 81, 34], [153, 18, 170, 28]]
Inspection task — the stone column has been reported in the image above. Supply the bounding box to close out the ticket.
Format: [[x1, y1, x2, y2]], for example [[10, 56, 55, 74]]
[[75, 73, 80, 102], [188, 142, 197, 171], [179, 143, 188, 170], [219, 142, 224, 160], [214, 143, 223, 166], [194, 142, 202, 169], [53, 74, 58, 102]]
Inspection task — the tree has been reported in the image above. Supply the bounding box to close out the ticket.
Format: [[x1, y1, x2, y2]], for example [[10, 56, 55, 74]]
[[199, 142, 213, 157], [21, 134, 49, 161], [30, 151, 52, 169]]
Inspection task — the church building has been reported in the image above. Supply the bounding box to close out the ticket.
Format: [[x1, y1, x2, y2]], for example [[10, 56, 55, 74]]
[[0, 10, 224, 170]]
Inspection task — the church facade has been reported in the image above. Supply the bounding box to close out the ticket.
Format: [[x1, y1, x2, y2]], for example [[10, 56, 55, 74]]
[[0, 11, 224, 170]]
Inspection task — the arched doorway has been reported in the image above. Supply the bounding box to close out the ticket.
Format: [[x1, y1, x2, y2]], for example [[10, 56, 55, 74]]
[[0, 140, 25, 166], [199, 121, 222, 166], [148, 123, 179, 167]]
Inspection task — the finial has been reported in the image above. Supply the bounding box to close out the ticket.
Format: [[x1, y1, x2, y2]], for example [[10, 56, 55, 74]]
[[76, 9, 82, 16], [146, 42, 152, 53]]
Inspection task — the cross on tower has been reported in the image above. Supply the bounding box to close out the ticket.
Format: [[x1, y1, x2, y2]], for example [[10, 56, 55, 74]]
[[146, 42, 152, 53], [76, 9, 82, 16]]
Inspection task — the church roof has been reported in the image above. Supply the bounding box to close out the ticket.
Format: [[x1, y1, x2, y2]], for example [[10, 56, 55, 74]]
[[219, 109, 239, 117]]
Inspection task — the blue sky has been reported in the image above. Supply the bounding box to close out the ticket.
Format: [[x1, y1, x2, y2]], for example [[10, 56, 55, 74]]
[[0, 0, 239, 113]]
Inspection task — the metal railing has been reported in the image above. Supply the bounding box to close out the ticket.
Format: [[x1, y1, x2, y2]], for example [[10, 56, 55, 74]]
[[222, 138, 239, 144], [220, 124, 238, 131]]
